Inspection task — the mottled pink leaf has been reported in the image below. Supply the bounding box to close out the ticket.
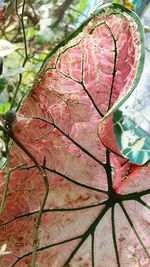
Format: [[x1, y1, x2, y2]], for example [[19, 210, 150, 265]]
[[0, 3, 149, 267]]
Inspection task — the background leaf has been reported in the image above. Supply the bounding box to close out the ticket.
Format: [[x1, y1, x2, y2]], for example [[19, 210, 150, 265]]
[[0, 40, 18, 57]]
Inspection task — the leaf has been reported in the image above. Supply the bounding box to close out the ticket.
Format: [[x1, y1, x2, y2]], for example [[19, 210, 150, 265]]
[[0, 102, 11, 114], [0, 89, 9, 106], [0, 3, 149, 267], [113, 18, 150, 166], [114, 110, 150, 165], [1, 67, 30, 78], [0, 40, 18, 57]]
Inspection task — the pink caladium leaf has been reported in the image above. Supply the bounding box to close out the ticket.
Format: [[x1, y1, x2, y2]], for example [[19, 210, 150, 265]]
[[0, 3, 149, 267]]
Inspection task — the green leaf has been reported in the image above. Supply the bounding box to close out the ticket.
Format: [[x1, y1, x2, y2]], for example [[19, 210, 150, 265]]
[[113, 0, 121, 3], [0, 102, 11, 114]]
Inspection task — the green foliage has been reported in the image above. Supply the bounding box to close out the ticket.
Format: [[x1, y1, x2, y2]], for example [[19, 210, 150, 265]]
[[0, 103, 11, 115]]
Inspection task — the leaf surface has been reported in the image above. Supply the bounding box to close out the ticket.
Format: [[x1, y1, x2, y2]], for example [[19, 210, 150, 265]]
[[0, 4, 149, 267], [0, 40, 17, 57]]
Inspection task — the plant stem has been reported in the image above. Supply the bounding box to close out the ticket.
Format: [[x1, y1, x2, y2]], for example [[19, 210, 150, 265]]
[[0, 137, 11, 218], [11, 0, 28, 109]]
